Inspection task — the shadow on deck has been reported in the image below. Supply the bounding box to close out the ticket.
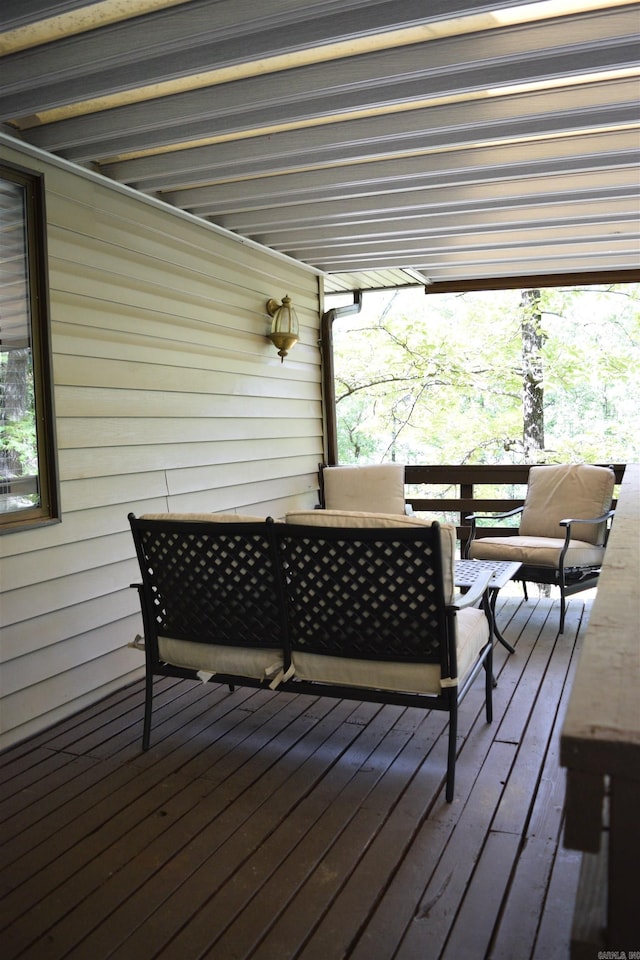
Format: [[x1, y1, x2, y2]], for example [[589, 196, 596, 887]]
[[0, 593, 589, 960]]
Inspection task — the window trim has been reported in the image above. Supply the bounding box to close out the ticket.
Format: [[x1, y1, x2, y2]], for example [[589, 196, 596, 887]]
[[1, 160, 59, 532]]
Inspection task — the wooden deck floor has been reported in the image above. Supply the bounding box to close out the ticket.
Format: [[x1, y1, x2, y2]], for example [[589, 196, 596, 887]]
[[1, 593, 589, 960]]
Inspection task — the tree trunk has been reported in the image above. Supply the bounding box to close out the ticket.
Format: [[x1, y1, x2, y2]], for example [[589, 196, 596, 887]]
[[521, 289, 545, 462], [1, 347, 33, 477]]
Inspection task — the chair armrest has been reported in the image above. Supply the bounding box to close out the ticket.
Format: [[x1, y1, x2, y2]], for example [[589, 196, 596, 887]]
[[559, 509, 615, 528], [466, 506, 524, 523], [464, 505, 524, 558], [556, 509, 615, 568], [451, 568, 493, 610]]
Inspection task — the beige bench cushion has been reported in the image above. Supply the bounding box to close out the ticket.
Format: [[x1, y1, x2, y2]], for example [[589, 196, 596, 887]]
[[292, 606, 488, 693], [286, 508, 456, 603], [469, 535, 604, 569], [140, 512, 267, 522], [158, 637, 283, 682], [322, 463, 406, 514]]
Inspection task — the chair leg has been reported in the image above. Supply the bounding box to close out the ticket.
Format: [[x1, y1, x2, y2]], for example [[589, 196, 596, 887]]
[[558, 579, 566, 634], [484, 647, 494, 723], [142, 670, 153, 750], [446, 697, 458, 803]]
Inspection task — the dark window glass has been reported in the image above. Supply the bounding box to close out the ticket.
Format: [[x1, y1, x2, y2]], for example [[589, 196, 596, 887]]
[[1, 163, 59, 530]]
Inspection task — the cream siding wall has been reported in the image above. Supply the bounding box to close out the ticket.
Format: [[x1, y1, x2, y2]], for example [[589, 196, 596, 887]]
[[0, 140, 323, 750]]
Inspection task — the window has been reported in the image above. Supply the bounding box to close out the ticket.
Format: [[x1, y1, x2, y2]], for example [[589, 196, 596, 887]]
[[1, 161, 59, 531]]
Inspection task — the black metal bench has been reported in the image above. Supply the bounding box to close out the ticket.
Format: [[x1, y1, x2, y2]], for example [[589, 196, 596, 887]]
[[128, 511, 494, 801]]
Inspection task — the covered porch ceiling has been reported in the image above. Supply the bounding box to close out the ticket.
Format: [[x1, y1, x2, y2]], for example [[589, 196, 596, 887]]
[[1, 0, 639, 294]]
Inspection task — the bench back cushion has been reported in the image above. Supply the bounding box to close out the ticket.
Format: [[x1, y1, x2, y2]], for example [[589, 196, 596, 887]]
[[140, 512, 266, 522]]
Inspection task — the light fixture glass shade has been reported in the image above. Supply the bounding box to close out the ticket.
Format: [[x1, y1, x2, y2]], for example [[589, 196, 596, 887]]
[[266, 294, 299, 362]]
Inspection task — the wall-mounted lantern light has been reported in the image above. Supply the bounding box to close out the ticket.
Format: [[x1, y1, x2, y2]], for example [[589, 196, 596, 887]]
[[266, 294, 299, 362]]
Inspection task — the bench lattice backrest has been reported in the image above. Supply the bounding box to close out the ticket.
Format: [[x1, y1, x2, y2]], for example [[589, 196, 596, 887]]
[[276, 523, 448, 665], [130, 517, 283, 649]]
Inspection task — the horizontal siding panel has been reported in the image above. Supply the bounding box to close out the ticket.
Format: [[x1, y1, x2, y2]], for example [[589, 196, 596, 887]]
[[50, 298, 279, 369], [166, 453, 320, 497], [2, 557, 143, 628], [0, 647, 145, 744], [46, 184, 321, 300], [57, 413, 322, 449], [49, 229, 311, 324], [169, 472, 319, 514], [2, 614, 142, 695], [54, 383, 319, 429], [54, 286, 260, 339], [53, 353, 319, 400], [49, 261, 270, 346], [1, 588, 139, 662], [2, 532, 136, 595], [57, 436, 320, 485], [59, 471, 170, 513], [1, 500, 156, 560], [48, 233, 319, 334], [51, 305, 277, 367], [57, 417, 322, 454]]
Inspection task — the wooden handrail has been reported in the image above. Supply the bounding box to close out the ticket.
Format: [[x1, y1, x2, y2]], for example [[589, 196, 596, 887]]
[[560, 462, 639, 948]]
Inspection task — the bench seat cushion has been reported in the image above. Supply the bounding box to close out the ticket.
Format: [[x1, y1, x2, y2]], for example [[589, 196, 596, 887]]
[[291, 606, 488, 694], [158, 637, 283, 681]]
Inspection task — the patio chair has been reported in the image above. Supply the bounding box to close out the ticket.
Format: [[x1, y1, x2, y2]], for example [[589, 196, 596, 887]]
[[464, 463, 615, 633], [318, 462, 411, 514]]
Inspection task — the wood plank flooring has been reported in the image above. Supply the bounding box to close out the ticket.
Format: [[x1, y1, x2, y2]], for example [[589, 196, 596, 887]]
[[0, 593, 589, 960]]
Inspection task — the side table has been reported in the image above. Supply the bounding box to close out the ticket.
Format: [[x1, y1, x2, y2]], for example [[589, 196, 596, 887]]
[[455, 559, 522, 653]]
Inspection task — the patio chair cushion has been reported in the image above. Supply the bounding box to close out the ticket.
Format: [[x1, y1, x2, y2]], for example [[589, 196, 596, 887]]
[[519, 464, 614, 544], [286, 508, 457, 607], [469, 535, 605, 569], [322, 463, 406, 514]]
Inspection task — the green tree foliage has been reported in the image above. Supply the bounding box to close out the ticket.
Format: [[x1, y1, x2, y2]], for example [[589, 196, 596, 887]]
[[332, 283, 640, 466]]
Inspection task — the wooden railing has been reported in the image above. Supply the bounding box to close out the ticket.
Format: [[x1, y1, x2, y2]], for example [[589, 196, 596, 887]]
[[403, 463, 626, 543], [0, 473, 39, 496], [560, 462, 639, 950]]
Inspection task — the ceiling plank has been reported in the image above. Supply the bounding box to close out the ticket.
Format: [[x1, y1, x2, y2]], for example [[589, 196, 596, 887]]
[[1, 0, 638, 286]]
